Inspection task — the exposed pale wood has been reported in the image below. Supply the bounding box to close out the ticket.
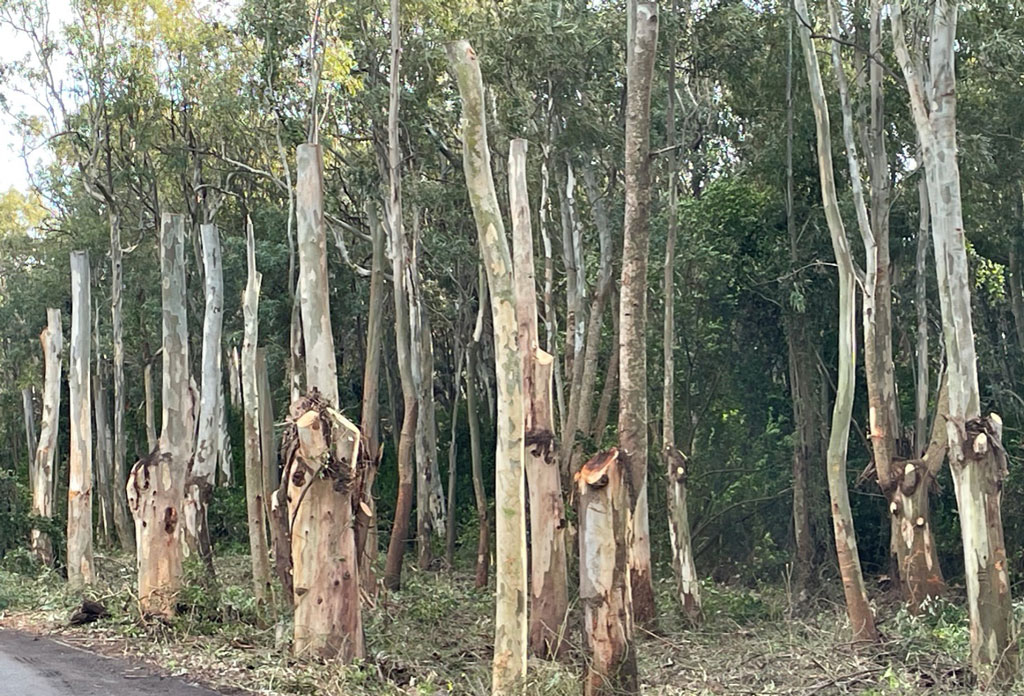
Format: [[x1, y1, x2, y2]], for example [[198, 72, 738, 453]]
[[449, 39, 527, 694], [31, 309, 61, 566], [68, 250, 95, 589]]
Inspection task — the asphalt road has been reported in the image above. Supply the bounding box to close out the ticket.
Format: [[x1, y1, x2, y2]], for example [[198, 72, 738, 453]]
[[0, 629, 222, 696]]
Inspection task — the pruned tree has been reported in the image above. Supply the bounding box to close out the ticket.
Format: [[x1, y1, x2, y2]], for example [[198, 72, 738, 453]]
[[68, 250, 95, 589], [31, 309, 62, 566], [449, 39, 528, 695]]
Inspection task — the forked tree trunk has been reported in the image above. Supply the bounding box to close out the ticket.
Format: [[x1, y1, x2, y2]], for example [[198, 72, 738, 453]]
[[890, 2, 1016, 683], [31, 309, 61, 566], [468, 266, 490, 589], [795, 0, 877, 642], [144, 362, 157, 453], [282, 142, 364, 661], [449, 39, 528, 695], [68, 250, 95, 589], [511, 138, 569, 659], [242, 218, 271, 602], [619, 1, 659, 625], [109, 210, 133, 553], [577, 448, 638, 696], [127, 213, 194, 618], [382, 0, 416, 591], [184, 222, 224, 572]]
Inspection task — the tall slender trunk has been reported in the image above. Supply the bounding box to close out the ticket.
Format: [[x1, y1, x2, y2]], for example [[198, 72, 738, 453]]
[[31, 309, 61, 566], [257, 349, 276, 519], [914, 179, 930, 457], [449, 40, 528, 695], [795, 0, 877, 642], [891, 2, 1016, 683], [242, 218, 271, 602], [511, 139, 569, 658], [593, 292, 620, 440], [445, 342, 464, 570], [469, 264, 490, 589], [144, 362, 157, 452], [93, 370, 115, 546], [22, 387, 37, 482], [109, 210, 133, 552], [283, 143, 364, 660], [68, 251, 95, 589], [184, 222, 223, 573], [619, 1, 659, 625], [128, 215, 193, 617]]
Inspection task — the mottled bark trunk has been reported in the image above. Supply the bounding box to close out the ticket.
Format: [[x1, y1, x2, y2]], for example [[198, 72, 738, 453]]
[[511, 139, 569, 658], [577, 449, 638, 696], [31, 309, 61, 566], [68, 250, 95, 589], [228, 346, 241, 410], [914, 179, 930, 457], [795, 0, 876, 642], [890, 2, 1016, 683], [242, 219, 271, 602], [449, 40, 528, 694], [414, 265, 445, 567], [619, 1, 659, 626], [128, 214, 193, 618], [109, 210, 133, 552], [183, 223, 223, 573]]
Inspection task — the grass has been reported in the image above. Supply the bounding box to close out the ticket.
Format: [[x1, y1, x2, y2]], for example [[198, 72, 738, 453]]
[[0, 547, 1019, 695]]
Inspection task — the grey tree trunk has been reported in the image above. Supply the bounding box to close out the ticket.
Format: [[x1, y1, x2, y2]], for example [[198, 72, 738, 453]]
[[914, 179, 930, 457], [619, 1, 659, 625], [22, 388, 37, 489], [31, 309, 61, 566], [144, 362, 157, 453], [449, 39, 528, 695], [109, 210, 133, 552], [93, 370, 115, 546], [68, 250, 95, 589]]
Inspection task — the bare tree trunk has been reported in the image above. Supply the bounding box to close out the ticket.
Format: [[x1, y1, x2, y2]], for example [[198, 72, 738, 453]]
[[593, 293, 620, 440], [109, 210, 133, 553], [449, 40, 528, 694], [228, 345, 241, 410], [511, 138, 569, 658], [577, 448, 638, 696], [469, 265, 490, 589], [795, 0, 877, 642], [619, 1, 659, 626], [914, 179, 930, 457], [891, 2, 1016, 683], [242, 218, 271, 602], [445, 343, 464, 570], [127, 214, 193, 618], [68, 250, 95, 589], [144, 362, 157, 452], [93, 370, 115, 546], [22, 387, 37, 481], [283, 143, 364, 660], [184, 222, 223, 573], [257, 349, 276, 516], [31, 309, 61, 566]]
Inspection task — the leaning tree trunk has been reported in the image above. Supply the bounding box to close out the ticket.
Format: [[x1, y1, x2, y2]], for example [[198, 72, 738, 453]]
[[184, 222, 224, 573], [281, 143, 364, 661], [511, 138, 569, 659], [890, 2, 1016, 684], [795, 0, 877, 642], [619, 1, 659, 626], [127, 214, 194, 618], [577, 448, 638, 696], [242, 218, 271, 602], [449, 39, 528, 695], [31, 309, 61, 566], [68, 250, 95, 589]]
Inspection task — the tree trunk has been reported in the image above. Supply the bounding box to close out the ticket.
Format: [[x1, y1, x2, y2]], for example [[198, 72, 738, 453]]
[[228, 345, 241, 410], [282, 142, 364, 661], [93, 370, 115, 546], [257, 349, 276, 517], [68, 250, 95, 589], [127, 213, 193, 618], [144, 362, 157, 453], [109, 210, 133, 553], [593, 292, 620, 440], [795, 0, 877, 642], [468, 266, 490, 589], [184, 222, 223, 573], [619, 1, 659, 626], [22, 388, 37, 488], [511, 138, 569, 658], [383, 0, 416, 592], [242, 218, 271, 602], [577, 448, 638, 696], [449, 40, 528, 695], [31, 310, 60, 566], [445, 343, 464, 570], [914, 179, 930, 457]]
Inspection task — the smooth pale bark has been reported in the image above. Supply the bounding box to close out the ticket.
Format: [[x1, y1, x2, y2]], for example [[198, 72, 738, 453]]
[[511, 138, 569, 658], [577, 448, 638, 696], [228, 345, 241, 409], [109, 212, 132, 553], [795, 0, 877, 642], [22, 388, 37, 487], [242, 219, 271, 602], [890, 2, 1016, 683], [183, 222, 224, 571], [285, 142, 364, 661], [619, 1, 659, 625], [144, 363, 157, 452], [449, 40, 528, 695], [257, 350, 276, 513], [93, 371, 115, 545], [357, 200, 385, 589], [469, 264, 490, 589], [31, 309, 61, 566], [558, 156, 587, 444], [68, 250, 95, 589], [127, 214, 194, 618], [914, 179, 930, 457], [383, 0, 416, 591]]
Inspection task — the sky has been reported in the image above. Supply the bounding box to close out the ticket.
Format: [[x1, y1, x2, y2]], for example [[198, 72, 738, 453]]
[[0, 0, 75, 193]]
